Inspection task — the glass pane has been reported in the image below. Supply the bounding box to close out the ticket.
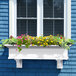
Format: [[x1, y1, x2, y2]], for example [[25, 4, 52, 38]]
[[27, 0, 37, 17], [17, 20, 26, 36], [54, 0, 64, 18], [44, 0, 53, 18], [28, 20, 37, 36], [17, 0, 26, 17], [44, 20, 53, 36], [17, 20, 37, 36], [54, 20, 64, 35]]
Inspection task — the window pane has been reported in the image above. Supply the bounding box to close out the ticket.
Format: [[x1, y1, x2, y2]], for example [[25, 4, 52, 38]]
[[54, 20, 64, 35], [27, 0, 37, 17], [17, 0, 26, 17], [44, 0, 53, 18], [28, 20, 37, 36], [17, 20, 26, 36], [43, 20, 53, 36], [17, 20, 37, 36], [54, 0, 64, 18]]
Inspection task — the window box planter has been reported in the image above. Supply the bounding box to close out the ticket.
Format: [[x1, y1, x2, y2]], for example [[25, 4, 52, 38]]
[[5, 44, 68, 69]]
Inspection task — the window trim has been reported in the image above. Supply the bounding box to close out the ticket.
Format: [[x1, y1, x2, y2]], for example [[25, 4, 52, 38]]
[[9, 0, 71, 39]]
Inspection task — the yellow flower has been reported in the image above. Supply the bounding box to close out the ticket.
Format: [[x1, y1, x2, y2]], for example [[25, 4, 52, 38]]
[[31, 37, 34, 40], [43, 43, 46, 45], [39, 37, 41, 38], [46, 40, 49, 42], [51, 41, 53, 43], [40, 39, 42, 40], [37, 41, 40, 44], [59, 42, 61, 44], [46, 43, 48, 46], [32, 44, 34, 46], [43, 37, 46, 39], [40, 45, 43, 46], [42, 39, 44, 41]]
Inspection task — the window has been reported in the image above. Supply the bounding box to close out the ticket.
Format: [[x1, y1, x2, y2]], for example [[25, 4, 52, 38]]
[[44, 0, 64, 36], [9, 0, 71, 39], [17, 0, 37, 36]]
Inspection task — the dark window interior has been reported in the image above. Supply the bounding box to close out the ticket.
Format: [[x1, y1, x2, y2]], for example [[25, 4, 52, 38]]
[[17, 0, 37, 36], [44, 0, 64, 36]]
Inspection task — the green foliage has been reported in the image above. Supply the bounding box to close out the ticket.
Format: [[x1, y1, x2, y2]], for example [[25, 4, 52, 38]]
[[0, 34, 75, 52]]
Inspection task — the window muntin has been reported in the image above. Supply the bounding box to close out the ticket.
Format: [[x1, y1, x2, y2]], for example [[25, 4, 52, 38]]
[[43, 0, 64, 36], [17, 0, 37, 36]]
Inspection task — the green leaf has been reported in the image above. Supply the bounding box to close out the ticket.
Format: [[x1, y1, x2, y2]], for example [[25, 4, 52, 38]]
[[0, 45, 2, 47], [25, 44, 29, 48]]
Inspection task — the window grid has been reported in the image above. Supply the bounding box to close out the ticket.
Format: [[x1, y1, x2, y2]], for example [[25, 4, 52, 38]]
[[17, 0, 64, 36], [43, 0, 64, 36], [17, 0, 37, 36]]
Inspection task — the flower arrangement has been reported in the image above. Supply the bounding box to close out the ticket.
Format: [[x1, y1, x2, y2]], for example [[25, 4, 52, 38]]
[[0, 34, 75, 52]]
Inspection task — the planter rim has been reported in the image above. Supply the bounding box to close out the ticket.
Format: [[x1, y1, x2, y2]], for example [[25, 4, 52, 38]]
[[4, 44, 67, 49], [4, 44, 59, 46], [4, 44, 63, 48]]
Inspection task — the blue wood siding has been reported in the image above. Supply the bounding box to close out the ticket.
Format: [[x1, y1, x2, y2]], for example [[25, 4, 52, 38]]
[[0, 0, 76, 76]]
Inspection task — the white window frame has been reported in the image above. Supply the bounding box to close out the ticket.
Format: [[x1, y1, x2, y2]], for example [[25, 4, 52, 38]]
[[9, 0, 71, 39]]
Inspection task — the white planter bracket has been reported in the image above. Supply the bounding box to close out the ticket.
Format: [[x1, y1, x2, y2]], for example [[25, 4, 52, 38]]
[[15, 59, 22, 68], [57, 60, 63, 69], [14, 59, 63, 69]]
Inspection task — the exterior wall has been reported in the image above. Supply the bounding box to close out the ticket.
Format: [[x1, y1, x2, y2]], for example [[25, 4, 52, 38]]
[[0, 0, 76, 76]]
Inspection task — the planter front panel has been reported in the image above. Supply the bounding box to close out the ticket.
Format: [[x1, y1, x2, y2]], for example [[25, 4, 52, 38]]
[[6, 45, 68, 60]]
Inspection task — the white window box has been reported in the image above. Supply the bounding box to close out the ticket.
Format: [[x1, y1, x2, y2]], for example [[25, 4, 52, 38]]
[[5, 44, 68, 69]]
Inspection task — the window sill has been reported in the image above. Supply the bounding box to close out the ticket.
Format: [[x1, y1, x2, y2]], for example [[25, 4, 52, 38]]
[[5, 44, 68, 69]]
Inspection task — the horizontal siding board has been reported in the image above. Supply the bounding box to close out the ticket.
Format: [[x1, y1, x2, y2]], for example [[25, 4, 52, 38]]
[[0, 13, 8, 16], [0, 33, 8, 35], [0, 9, 8, 12], [0, 25, 8, 27], [0, 17, 8, 20], [0, 21, 8, 24], [0, 5, 8, 8]]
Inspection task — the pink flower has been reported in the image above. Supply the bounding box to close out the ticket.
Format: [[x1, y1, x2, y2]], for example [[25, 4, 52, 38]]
[[25, 38, 27, 40], [17, 36, 22, 39], [18, 45, 20, 47], [21, 34, 24, 36], [16, 44, 17, 45], [22, 40, 23, 43]]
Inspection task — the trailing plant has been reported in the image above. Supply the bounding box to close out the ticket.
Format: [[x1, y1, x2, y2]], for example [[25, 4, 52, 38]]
[[0, 34, 75, 52]]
